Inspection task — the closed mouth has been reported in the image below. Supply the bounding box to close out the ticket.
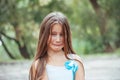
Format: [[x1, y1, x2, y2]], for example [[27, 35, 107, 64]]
[[53, 44, 63, 46]]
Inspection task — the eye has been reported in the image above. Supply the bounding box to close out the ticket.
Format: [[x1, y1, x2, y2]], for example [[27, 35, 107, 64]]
[[51, 33, 56, 36], [60, 33, 63, 36]]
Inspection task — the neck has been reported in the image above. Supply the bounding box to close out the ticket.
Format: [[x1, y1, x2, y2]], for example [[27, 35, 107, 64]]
[[47, 50, 67, 66], [47, 50, 64, 57]]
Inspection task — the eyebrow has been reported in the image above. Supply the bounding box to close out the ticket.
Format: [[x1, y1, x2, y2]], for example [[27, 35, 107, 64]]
[[51, 31, 63, 33]]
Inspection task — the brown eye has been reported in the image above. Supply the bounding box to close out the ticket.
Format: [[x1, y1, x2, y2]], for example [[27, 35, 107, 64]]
[[60, 33, 63, 36], [51, 33, 56, 36]]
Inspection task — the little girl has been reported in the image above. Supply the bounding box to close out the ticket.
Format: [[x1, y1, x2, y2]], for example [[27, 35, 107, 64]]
[[29, 12, 85, 80]]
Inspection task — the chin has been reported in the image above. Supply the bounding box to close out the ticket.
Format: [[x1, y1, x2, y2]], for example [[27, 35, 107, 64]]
[[53, 49, 62, 52], [51, 47, 64, 52]]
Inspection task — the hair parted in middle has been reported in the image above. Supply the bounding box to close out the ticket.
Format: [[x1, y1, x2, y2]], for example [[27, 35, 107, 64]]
[[29, 12, 76, 80]]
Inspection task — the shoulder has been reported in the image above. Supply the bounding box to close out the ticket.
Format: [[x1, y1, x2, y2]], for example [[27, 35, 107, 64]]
[[71, 54, 84, 70], [70, 54, 85, 80], [68, 54, 85, 77], [33, 59, 40, 69], [29, 59, 40, 79], [31, 59, 40, 72], [68, 53, 84, 69], [68, 54, 83, 63]]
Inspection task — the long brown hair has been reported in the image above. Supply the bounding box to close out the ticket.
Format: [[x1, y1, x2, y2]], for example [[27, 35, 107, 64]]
[[29, 12, 76, 80]]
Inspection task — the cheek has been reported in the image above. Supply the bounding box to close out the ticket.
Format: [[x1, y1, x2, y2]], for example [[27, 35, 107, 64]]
[[47, 36, 51, 44], [47, 36, 54, 44], [62, 37, 64, 43]]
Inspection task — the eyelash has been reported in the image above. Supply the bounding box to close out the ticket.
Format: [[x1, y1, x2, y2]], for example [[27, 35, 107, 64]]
[[51, 33, 56, 35], [51, 33, 63, 36], [60, 34, 63, 36]]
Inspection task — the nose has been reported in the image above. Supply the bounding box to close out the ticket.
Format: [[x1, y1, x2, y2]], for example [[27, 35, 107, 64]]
[[56, 35, 61, 42]]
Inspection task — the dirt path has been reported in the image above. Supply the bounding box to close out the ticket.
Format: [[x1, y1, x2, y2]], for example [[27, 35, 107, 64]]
[[0, 61, 31, 80], [0, 56, 120, 80], [84, 56, 120, 80]]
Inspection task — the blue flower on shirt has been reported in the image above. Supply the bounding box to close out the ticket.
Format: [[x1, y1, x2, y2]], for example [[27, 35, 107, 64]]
[[64, 60, 78, 73], [64, 60, 78, 80]]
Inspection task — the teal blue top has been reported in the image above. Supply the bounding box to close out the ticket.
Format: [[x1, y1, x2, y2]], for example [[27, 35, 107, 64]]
[[46, 60, 78, 80]]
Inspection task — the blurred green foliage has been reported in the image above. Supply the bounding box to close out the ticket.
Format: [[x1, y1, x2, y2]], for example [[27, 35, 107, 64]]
[[0, 0, 120, 60]]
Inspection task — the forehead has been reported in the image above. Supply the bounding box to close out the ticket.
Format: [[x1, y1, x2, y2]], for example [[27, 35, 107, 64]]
[[51, 23, 63, 32]]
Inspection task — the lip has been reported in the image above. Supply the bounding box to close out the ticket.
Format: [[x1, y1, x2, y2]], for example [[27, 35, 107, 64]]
[[53, 44, 63, 46]]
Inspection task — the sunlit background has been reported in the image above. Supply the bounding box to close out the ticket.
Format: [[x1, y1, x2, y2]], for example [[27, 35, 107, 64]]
[[0, 0, 120, 80]]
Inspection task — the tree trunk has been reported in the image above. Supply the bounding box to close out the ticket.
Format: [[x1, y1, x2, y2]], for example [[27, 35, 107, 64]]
[[89, 0, 113, 52], [0, 34, 16, 59], [115, 26, 120, 48], [0, 30, 30, 59], [19, 44, 31, 59], [12, 23, 30, 59]]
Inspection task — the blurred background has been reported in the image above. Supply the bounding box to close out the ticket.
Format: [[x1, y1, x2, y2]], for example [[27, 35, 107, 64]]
[[0, 0, 120, 80]]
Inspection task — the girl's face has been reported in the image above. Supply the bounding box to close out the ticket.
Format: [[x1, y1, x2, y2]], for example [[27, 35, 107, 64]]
[[47, 24, 64, 52]]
